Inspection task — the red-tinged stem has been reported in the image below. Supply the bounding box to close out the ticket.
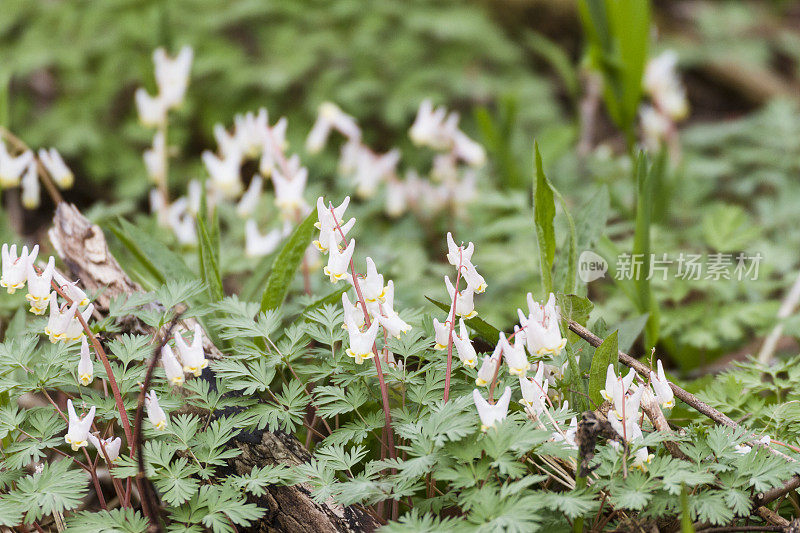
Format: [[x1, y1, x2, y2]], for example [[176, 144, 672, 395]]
[[45, 273, 134, 451], [329, 204, 396, 461], [489, 324, 528, 403], [443, 250, 464, 403], [82, 447, 108, 509]]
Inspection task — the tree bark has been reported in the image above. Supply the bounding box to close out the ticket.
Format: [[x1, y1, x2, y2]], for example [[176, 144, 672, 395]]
[[48, 203, 380, 533]]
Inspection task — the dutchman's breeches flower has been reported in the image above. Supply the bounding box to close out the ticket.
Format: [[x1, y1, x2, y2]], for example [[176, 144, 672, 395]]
[[452, 318, 477, 368], [145, 390, 168, 430], [445, 275, 477, 319], [1, 243, 38, 294], [175, 323, 207, 377], [475, 343, 501, 386], [77, 337, 93, 386], [650, 359, 675, 409], [499, 331, 530, 377], [26, 256, 54, 314], [161, 343, 185, 386], [519, 362, 548, 414], [473, 386, 512, 432], [89, 434, 122, 463], [432, 317, 451, 350], [65, 399, 95, 451], [446, 232, 474, 267], [345, 318, 380, 365], [324, 237, 355, 283]]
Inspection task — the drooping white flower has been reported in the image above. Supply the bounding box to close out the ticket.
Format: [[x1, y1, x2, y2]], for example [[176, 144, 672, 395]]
[[446, 232, 474, 267], [306, 102, 362, 153], [143, 131, 166, 184], [378, 280, 412, 338], [203, 150, 242, 198], [77, 336, 93, 386], [644, 50, 688, 121], [153, 46, 193, 109], [187, 179, 202, 215], [52, 270, 89, 307], [135, 88, 167, 127], [166, 197, 197, 246], [351, 148, 399, 199], [650, 359, 674, 409], [344, 311, 380, 365], [475, 343, 501, 386], [272, 165, 309, 217], [1, 244, 37, 294], [432, 317, 451, 350], [445, 275, 476, 318], [524, 293, 567, 356], [461, 260, 487, 294], [20, 161, 40, 209], [599, 364, 636, 403], [500, 331, 530, 377], [452, 318, 477, 368], [639, 105, 671, 152], [65, 399, 95, 451], [314, 217, 354, 254], [174, 323, 207, 377], [362, 257, 385, 304], [161, 343, 185, 386], [384, 179, 407, 218], [323, 237, 355, 283], [234, 108, 270, 158], [409, 99, 457, 150], [45, 293, 72, 342], [38, 148, 74, 189], [452, 130, 486, 167], [472, 386, 511, 432], [609, 384, 645, 441], [26, 256, 54, 314], [145, 390, 168, 430], [88, 434, 122, 463], [61, 304, 94, 343], [236, 175, 263, 218], [0, 143, 33, 188], [519, 362, 548, 414], [342, 292, 365, 330], [245, 220, 283, 258]]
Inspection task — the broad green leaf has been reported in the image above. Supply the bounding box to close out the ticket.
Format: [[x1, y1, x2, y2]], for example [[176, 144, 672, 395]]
[[109, 218, 194, 284], [260, 208, 317, 312], [426, 296, 500, 344], [588, 330, 617, 406], [533, 141, 556, 295]]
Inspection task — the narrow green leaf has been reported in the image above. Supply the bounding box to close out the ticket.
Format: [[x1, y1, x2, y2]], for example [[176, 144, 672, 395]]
[[109, 218, 194, 284], [588, 330, 618, 407], [260, 208, 317, 312], [632, 152, 659, 348], [196, 215, 224, 302], [426, 296, 500, 344], [524, 31, 579, 100], [533, 141, 556, 295]]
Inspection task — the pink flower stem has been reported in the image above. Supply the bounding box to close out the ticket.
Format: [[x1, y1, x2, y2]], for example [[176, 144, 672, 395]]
[[443, 250, 463, 402], [329, 204, 396, 461]]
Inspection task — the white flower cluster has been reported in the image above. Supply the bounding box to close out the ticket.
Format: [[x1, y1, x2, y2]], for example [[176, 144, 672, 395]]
[[597, 360, 675, 470], [316, 196, 412, 368], [160, 323, 209, 386], [306, 99, 485, 219], [136, 47, 311, 257], [471, 292, 569, 432], [640, 50, 689, 152], [433, 234, 487, 367], [0, 139, 73, 209]]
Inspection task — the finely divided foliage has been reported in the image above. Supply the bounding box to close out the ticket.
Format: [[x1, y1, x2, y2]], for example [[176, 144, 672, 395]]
[[1, 15, 800, 533]]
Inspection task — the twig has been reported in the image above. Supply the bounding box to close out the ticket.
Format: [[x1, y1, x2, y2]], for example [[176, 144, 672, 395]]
[[133, 315, 181, 533], [758, 270, 800, 364]]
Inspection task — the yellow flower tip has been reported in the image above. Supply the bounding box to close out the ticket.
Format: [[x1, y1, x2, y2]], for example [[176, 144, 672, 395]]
[[79, 374, 92, 386], [460, 311, 478, 319], [480, 424, 489, 432], [154, 420, 167, 430], [171, 377, 185, 386], [475, 378, 487, 387], [29, 306, 46, 315], [434, 343, 447, 350], [22, 198, 38, 210], [312, 240, 328, 253], [464, 360, 477, 369], [662, 400, 675, 409]]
